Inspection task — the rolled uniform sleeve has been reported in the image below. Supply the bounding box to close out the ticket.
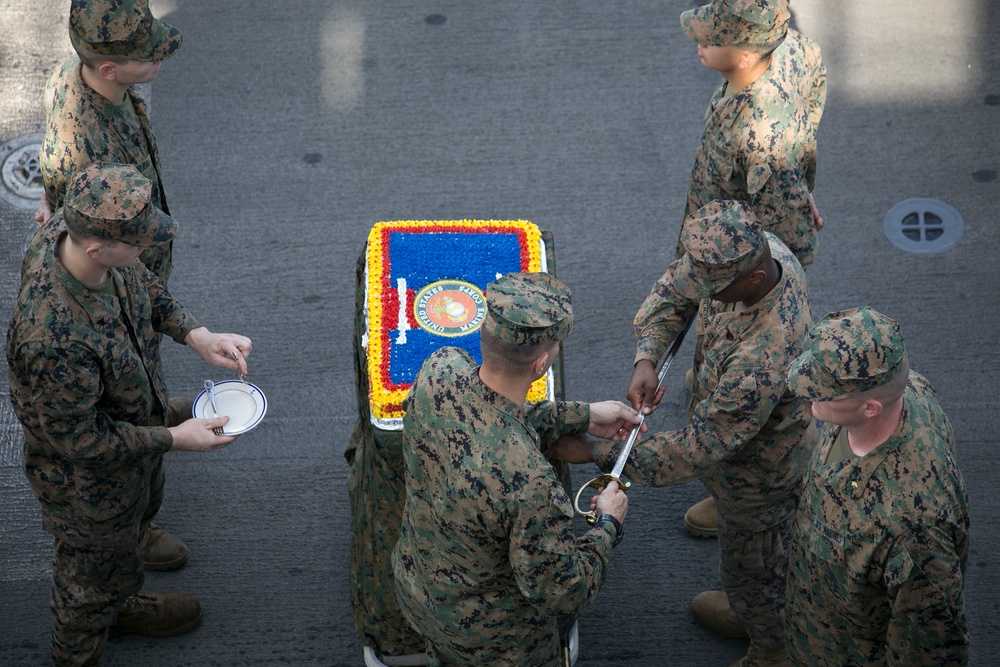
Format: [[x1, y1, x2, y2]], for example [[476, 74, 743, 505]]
[[508, 474, 615, 615], [806, 41, 827, 133]]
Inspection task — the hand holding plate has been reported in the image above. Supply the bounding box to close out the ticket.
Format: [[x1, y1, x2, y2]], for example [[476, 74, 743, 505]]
[[169, 415, 237, 452]]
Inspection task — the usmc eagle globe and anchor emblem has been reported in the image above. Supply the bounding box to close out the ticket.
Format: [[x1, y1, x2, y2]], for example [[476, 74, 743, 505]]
[[413, 280, 488, 337]]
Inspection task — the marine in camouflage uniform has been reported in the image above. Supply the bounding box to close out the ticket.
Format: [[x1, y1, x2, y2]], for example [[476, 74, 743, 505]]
[[38, 0, 191, 571], [392, 273, 633, 666], [784, 307, 970, 666], [7, 163, 246, 666], [678, 0, 826, 266], [553, 200, 812, 666], [40, 0, 183, 285], [345, 234, 575, 660]]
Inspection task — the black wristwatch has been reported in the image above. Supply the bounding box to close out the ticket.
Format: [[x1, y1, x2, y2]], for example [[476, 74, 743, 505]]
[[596, 514, 623, 548]]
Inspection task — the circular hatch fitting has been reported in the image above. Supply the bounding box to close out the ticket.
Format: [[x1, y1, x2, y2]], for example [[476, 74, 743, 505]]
[[882, 198, 964, 254], [0, 132, 45, 210]]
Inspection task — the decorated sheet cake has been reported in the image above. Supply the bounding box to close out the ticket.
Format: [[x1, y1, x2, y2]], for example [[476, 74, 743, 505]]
[[363, 220, 552, 429]]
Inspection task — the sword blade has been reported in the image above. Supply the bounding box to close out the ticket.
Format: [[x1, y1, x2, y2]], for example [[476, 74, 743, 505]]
[[608, 319, 692, 480]]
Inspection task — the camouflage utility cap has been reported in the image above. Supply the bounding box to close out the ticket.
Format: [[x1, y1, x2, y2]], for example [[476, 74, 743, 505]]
[[787, 307, 906, 401], [64, 162, 177, 247], [70, 0, 183, 62], [671, 200, 766, 301], [483, 272, 573, 346], [681, 0, 789, 46]]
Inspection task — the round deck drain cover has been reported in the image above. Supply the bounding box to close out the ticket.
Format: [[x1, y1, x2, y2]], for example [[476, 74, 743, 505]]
[[882, 198, 964, 254], [0, 132, 45, 210]]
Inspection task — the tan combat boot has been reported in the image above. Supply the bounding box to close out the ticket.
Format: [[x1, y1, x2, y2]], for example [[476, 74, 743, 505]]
[[108, 592, 202, 639], [729, 640, 791, 667], [684, 495, 718, 538], [692, 590, 749, 639], [166, 396, 194, 427], [140, 523, 188, 571]]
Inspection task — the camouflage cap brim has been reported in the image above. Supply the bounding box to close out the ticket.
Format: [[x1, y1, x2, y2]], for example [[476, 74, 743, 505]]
[[669, 200, 766, 301], [64, 201, 177, 247], [70, 3, 183, 62], [143, 16, 183, 62], [669, 254, 715, 301], [680, 4, 720, 44], [786, 351, 844, 401], [680, 0, 789, 46], [63, 162, 178, 246], [126, 204, 178, 247]]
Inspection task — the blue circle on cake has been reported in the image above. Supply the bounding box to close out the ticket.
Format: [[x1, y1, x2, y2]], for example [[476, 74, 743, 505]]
[[413, 280, 487, 337]]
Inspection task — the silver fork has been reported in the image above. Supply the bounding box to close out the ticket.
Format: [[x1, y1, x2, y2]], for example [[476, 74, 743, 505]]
[[231, 351, 250, 385], [204, 379, 224, 436]]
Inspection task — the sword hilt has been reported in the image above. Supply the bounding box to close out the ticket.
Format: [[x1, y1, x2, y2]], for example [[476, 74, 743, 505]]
[[571, 318, 692, 525], [573, 474, 631, 524]]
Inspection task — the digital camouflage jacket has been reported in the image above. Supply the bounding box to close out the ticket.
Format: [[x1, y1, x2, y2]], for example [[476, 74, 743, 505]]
[[7, 219, 198, 544], [393, 348, 618, 666], [680, 28, 827, 265], [786, 371, 970, 666]]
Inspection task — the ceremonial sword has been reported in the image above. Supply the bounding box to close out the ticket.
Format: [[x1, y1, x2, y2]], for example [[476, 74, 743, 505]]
[[573, 320, 691, 524]]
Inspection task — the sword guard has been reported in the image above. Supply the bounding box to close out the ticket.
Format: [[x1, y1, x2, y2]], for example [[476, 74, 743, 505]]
[[573, 474, 630, 524]]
